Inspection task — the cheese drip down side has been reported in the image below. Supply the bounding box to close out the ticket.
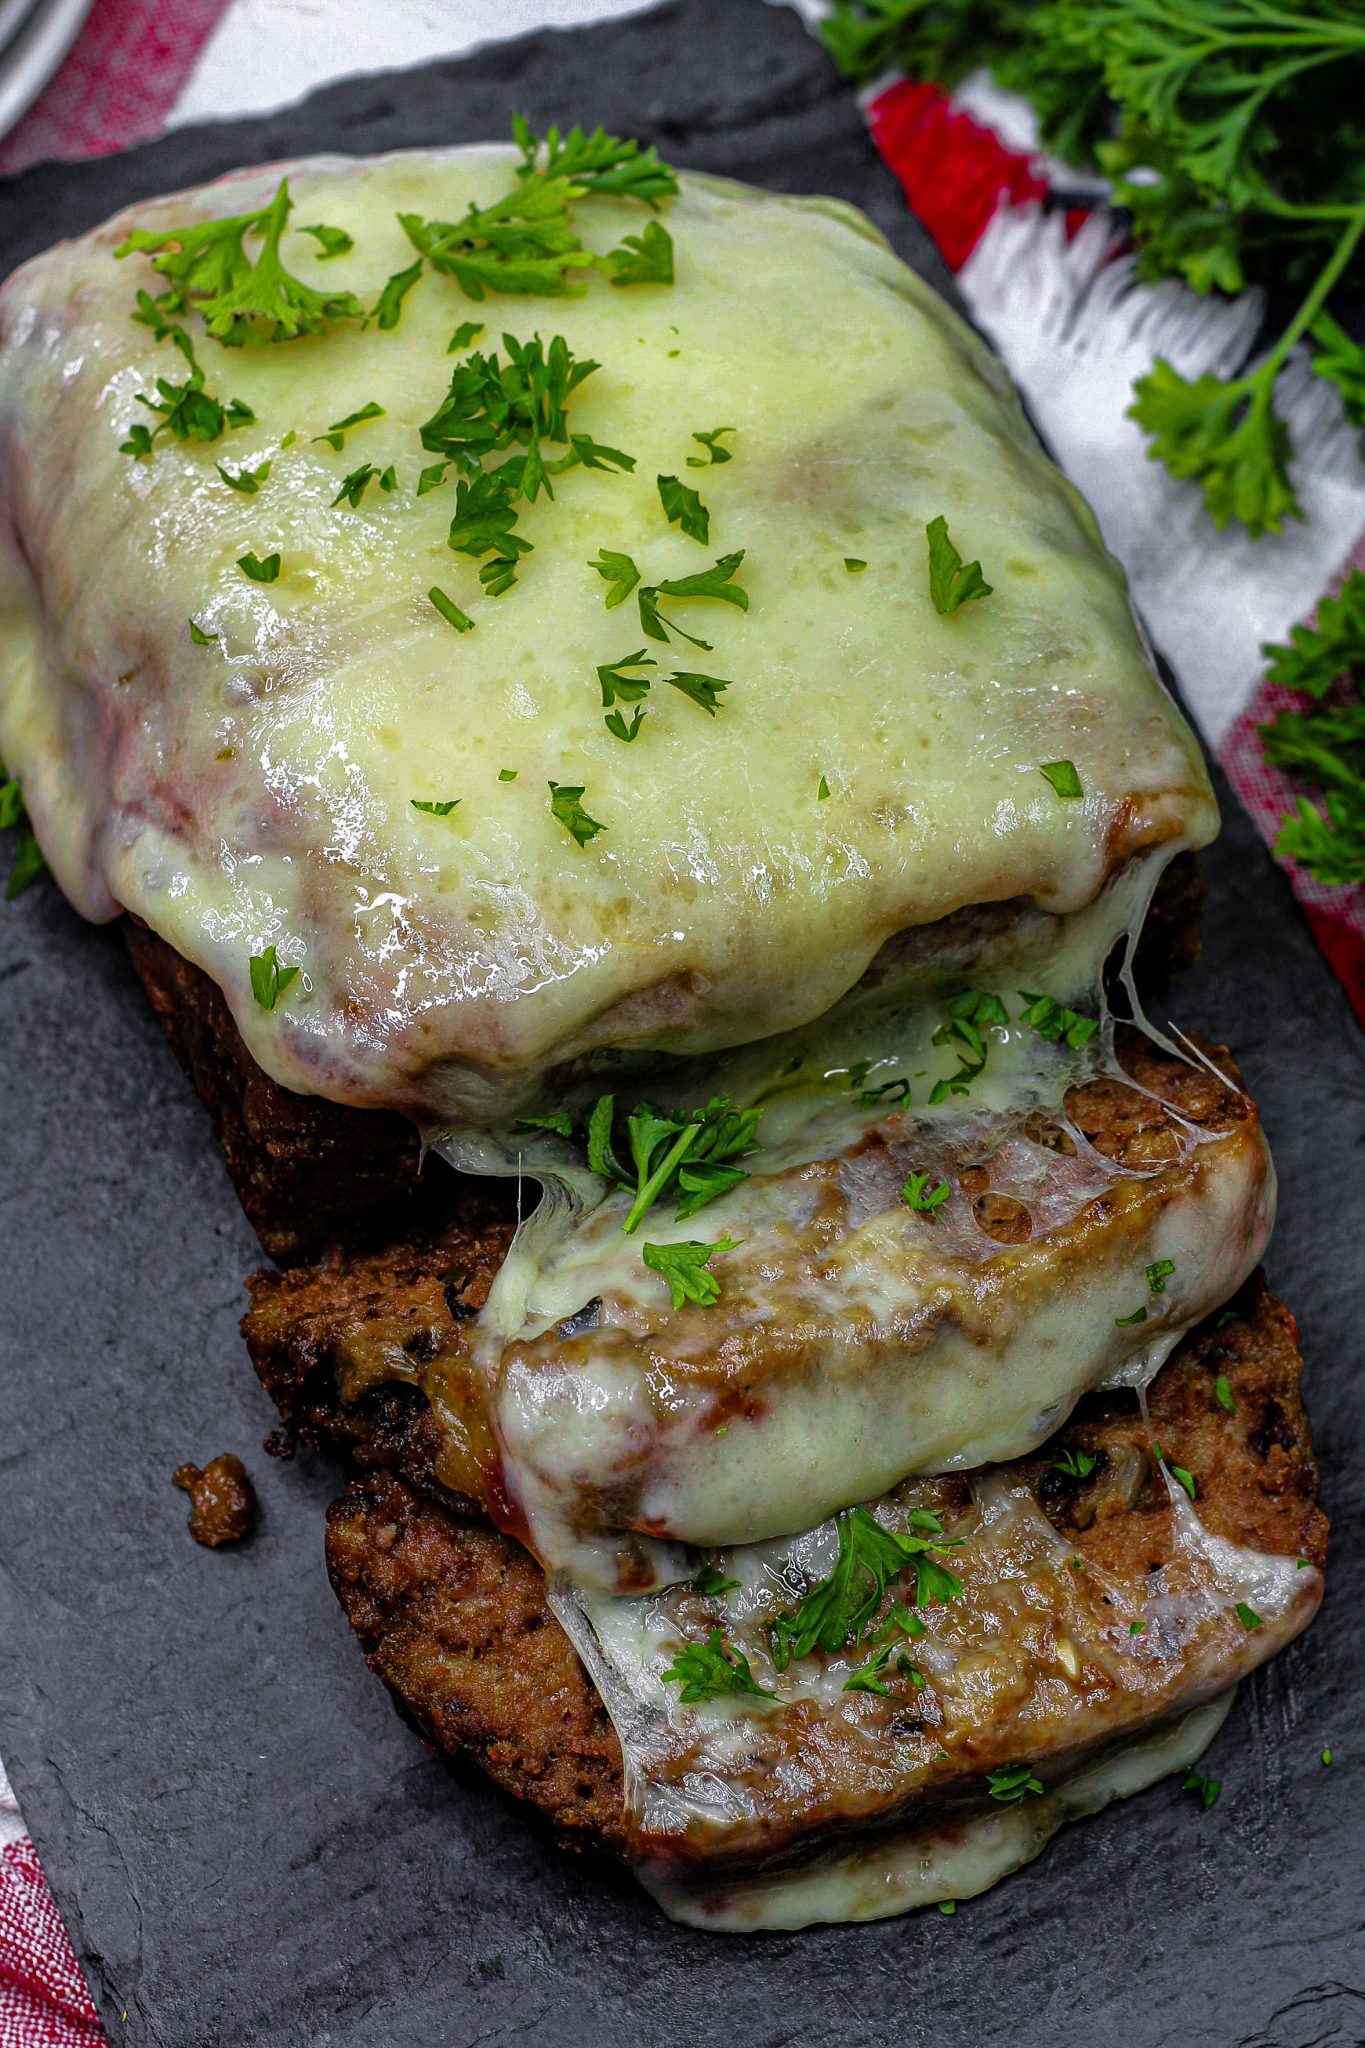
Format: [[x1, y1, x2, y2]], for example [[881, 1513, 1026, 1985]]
[[421, 862, 1274, 1590], [548, 1459, 1320, 1924], [639, 1692, 1235, 1932], [0, 146, 1216, 1123]]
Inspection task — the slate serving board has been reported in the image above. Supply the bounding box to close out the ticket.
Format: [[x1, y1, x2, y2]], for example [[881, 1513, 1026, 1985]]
[[0, 3, 1360, 2043]]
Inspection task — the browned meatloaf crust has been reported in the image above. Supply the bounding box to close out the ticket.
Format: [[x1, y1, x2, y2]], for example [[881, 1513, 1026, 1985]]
[[323, 1274, 1323, 1862], [242, 1021, 1250, 1509], [126, 852, 1204, 1264]]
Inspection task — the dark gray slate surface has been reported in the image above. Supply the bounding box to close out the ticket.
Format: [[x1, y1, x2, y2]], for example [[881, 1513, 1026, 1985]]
[[0, 4, 1360, 2044]]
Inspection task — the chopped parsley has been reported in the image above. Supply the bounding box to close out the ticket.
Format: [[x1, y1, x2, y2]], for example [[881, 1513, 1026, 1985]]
[[419, 336, 629, 593], [410, 798, 460, 816], [1130, 1620, 1146, 1634], [237, 551, 281, 583], [1115, 1305, 1148, 1327], [1235, 1601, 1263, 1632], [515, 1110, 574, 1137], [514, 116, 680, 205], [1183, 1767, 1220, 1811], [938, 1901, 957, 1916], [643, 1234, 740, 1310], [1018, 990, 1099, 1048], [374, 258, 424, 330], [1217, 1309, 1239, 1328], [248, 944, 298, 1011], [604, 221, 675, 287], [667, 671, 730, 716], [901, 1172, 950, 1213], [449, 320, 485, 352], [299, 222, 353, 259], [657, 473, 709, 544], [638, 550, 748, 647], [844, 556, 867, 573], [1322, 1747, 1333, 1766], [120, 362, 254, 458], [498, 768, 518, 781], [1146, 1259, 1176, 1294], [687, 427, 735, 467], [330, 462, 395, 508], [605, 707, 646, 742], [1214, 1374, 1236, 1413], [817, 775, 831, 800], [117, 178, 364, 344], [590, 549, 642, 608], [548, 780, 606, 846], [929, 988, 1007, 1105], [662, 1627, 773, 1704], [313, 400, 385, 451], [592, 1094, 761, 1233], [769, 1505, 963, 1672], [987, 1764, 1043, 1803], [216, 458, 270, 494], [0, 771, 46, 899], [1054, 1448, 1097, 1479], [428, 586, 474, 633], [1039, 759, 1085, 800], [597, 649, 654, 706], [188, 619, 218, 645], [692, 1563, 741, 1598], [926, 513, 992, 614], [1154, 1442, 1197, 1500]]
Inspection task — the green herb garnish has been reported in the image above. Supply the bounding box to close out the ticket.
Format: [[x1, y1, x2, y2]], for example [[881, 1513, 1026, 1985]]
[[0, 771, 46, 899], [844, 556, 867, 573], [987, 1764, 1043, 1803], [643, 1234, 741, 1310], [410, 799, 460, 816], [1054, 1448, 1096, 1479], [249, 943, 298, 1010], [657, 473, 709, 544], [590, 549, 641, 608], [770, 1505, 963, 1672], [428, 586, 474, 633], [313, 401, 385, 451], [1115, 1305, 1148, 1327], [216, 458, 270, 494], [188, 619, 218, 645], [1147, 1259, 1176, 1294], [299, 222, 353, 259], [449, 319, 485, 352], [237, 551, 281, 583], [687, 427, 735, 467], [1235, 1601, 1263, 1632], [1214, 1374, 1236, 1412], [1183, 1767, 1220, 1810], [926, 513, 991, 614], [604, 221, 675, 286], [929, 988, 1008, 1105], [374, 258, 424, 330], [638, 550, 748, 647], [1039, 759, 1084, 800], [548, 780, 606, 846], [901, 1172, 950, 1213], [1257, 569, 1365, 886], [662, 1626, 773, 1703], [692, 1563, 742, 1597], [1018, 990, 1098, 1047]]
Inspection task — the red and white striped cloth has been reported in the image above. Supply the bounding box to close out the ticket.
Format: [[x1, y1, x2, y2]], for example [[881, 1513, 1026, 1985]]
[[1, 9, 1361, 2043]]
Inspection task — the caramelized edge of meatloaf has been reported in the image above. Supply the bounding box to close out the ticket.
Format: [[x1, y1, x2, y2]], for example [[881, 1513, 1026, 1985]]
[[322, 1274, 1324, 1863], [125, 852, 1205, 1264]]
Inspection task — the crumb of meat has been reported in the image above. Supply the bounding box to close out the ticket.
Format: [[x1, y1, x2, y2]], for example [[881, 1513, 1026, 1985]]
[[172, 1454, 257, 1547]]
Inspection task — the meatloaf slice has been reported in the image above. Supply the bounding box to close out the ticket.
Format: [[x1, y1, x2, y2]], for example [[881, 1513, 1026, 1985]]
[[245, 1023, 1252, 1518], [127, 855, 1204, 1264], [324, 1274, 1323, 1869]]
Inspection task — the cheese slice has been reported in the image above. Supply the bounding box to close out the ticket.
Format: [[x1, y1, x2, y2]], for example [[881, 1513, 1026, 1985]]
[[0, 146, 1215, 1123]]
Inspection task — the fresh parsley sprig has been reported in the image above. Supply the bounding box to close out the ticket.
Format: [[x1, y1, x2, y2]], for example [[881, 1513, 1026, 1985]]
[[823, 0, 1365, 539], [926, 514, 992, 613], [643, 1234, 741, 1310], [585, 1094, 763, 1234], [117, 178, 364, 345], [929, 989, 1008, 1105], [1257, 570, 1365, 886]]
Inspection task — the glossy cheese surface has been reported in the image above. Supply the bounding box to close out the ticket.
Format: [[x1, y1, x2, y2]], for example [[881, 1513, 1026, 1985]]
[[0, 147, 1215, 1120]]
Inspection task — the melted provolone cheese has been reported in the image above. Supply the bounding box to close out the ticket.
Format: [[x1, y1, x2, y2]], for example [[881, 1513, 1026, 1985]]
[[0, 147, 1214, 1120]]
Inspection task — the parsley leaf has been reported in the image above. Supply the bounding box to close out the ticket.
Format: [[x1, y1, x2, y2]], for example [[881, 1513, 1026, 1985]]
[[1147, 1259, 1176, 1294], [770, 1505, 963, 1671], [643, 1234, 740, 1309], [516, 1110, 575, 1137], [1235, 1600, 1263, 1632], [1115, 1305, 1149, 1327], [1214, 1374, 1236, 1412], [217, 458, 270, 495], [662, 1626, 773, 1704], [548, 780, 606, 846], [237, 551, 281, 583], [1018, 989, 1098, 1047], [901, 1172, 949, 1213], [331, 463, 388, 509], [513, 115, 680, 205], [686, 427, 735, 468], [1310, 311, 1365, 428], [692, 1563, 742, 1597], [188, 619, 218, 644], [597, 650, 655, 705], [987, 1764, 1043, 1803], [666, 671, 729, 716], [428, 586, 474, 633], [0, 771, 46, 899], [1054, 1447, 1097, 1479], [121, 366, 253, 457], [1129, 359, 1300, 540], [1183, 1766, 1221, 1811], [374, 258, 424, 330], [1258, 569, 1365, 886], [582, 1093, 762, 1232], [657, 473, 709, 545], [299, 223, 353, 258], [604, 221, 675, 287], [591, 549, 641, 608], [400, 183, 598, 302], [449, 319, 484, 353], [411, 799, 460, 817], [313, 401, 385, 451], [605, 707, 646, 742], [249, 943, 298, 1010], [1039, 759, 1084, 800], [926, 513, 992, 614], [929, 988, 1008, 1106], [844, 556, 867, 573], [639, 550, 748, 646]]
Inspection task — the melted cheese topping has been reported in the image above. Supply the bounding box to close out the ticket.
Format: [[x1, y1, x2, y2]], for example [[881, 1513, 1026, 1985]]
[[0, 147, 1214, 1120]]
